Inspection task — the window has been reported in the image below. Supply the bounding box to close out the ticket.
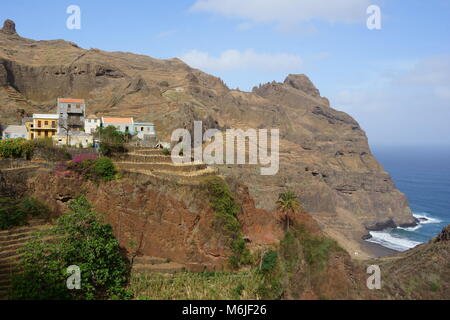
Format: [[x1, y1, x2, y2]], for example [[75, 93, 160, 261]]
[[52, 121, 56, 128], [38, 131, 41, 136], [45, 131, 48, 137], [38, 121, 41, 127], [76, 104, 80, 109], [44, 121, 48, 126], [68, 104, 71, 108], [141, 127, 144, 132]]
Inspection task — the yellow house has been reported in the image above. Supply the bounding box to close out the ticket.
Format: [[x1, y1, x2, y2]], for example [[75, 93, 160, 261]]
[[28, 114, 59, 140]]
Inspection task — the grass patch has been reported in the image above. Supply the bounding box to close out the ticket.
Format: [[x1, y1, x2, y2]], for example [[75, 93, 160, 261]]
[[129, 271, 263, 300]]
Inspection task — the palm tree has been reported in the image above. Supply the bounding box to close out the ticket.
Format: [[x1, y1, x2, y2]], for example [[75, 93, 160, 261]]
[[276, 190, 301, 232]]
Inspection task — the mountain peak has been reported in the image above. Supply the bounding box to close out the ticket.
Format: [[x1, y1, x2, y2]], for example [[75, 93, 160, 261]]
[[2, 19, 17, 35], [284, 74, 321, 98]]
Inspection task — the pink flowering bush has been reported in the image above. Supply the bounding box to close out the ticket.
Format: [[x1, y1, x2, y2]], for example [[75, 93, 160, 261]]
[[72, 154, 97, 164]]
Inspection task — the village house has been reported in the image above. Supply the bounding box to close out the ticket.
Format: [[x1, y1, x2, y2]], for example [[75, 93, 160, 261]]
[[84, 115, 101, 134], [133, 122, 156, 139], [27, 114, 58, 140], [101, 117, 134, 133], [1, 125, 27, 139], [54, 132, 93, 148], [57, 98, 86, 135]]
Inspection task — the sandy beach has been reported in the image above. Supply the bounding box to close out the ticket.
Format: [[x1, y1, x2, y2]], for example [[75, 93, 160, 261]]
[[360, 240, 399, 258]]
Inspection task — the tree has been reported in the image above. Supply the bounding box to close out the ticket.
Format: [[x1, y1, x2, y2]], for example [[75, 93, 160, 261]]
[[10, 196, 131, 300], [94, 126, 127, 156], [276, 191, 301, 232]]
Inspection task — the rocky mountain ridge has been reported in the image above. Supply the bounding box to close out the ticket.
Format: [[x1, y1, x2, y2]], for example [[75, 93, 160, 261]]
[[0, 20, 417, 258]]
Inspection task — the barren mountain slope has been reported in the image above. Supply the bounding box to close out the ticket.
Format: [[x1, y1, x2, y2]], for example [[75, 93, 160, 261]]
[[0, 20, 416, 257]]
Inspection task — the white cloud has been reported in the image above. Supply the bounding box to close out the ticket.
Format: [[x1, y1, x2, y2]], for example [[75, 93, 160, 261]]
[[396, 56, 450, 87], [332, 55, 450, 146], [179, 49, 303, 72], [191, 0, 371, 28]]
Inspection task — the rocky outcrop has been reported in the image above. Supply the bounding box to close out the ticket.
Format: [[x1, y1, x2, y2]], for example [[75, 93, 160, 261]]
[[434, 225, 450, 243], [1, 20, 17, 35]]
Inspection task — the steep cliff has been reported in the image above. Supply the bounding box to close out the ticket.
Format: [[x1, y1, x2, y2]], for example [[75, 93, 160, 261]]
[[0, 20, 417, 257]]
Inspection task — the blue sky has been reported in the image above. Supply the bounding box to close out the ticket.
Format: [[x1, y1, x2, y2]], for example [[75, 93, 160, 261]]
[[2, 0, 450, 147]]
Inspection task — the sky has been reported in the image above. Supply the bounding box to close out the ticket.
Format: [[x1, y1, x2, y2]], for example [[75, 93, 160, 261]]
[[1, 0, 450, 147]]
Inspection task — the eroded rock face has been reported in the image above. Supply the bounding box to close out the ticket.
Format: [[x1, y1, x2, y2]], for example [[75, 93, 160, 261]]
[[26, 172, 283, 267]]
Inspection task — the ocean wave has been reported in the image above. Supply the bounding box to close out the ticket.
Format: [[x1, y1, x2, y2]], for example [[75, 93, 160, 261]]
[[366, 231, 422, 252], [398, 225, 422, 231], [413, 212, 442, 224]]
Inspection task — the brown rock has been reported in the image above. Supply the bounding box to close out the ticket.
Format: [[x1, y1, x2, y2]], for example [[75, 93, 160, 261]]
[[2, 19, 17, 35], [434, 225, 450, 243]]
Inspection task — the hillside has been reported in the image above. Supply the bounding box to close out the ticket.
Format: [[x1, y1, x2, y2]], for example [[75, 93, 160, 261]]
[[0, 19, 417, 258]]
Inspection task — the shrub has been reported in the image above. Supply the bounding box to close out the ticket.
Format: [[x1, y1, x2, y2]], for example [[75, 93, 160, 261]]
[[10, 196, 131, 300], [62, 157, 117, 182], [95, 126, 127, 157], [29, 138, 71, 162], [204, 176, 252, 269], [0, 138, 33, 159], [91, 157, 117, 182], [0, 197, 49, 230], [99, 142, 127, 157], [260, 250, 278, 274]]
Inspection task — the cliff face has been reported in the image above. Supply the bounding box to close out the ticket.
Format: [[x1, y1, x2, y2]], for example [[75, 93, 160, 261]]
[[0, 20, 416, 256], [21, 171, 283, 268]]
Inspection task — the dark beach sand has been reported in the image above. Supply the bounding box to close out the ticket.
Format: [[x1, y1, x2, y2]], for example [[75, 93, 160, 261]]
[[360, 240, 399, 258]]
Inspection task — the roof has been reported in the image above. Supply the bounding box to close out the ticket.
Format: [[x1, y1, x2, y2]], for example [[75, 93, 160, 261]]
[[134, 122, 155, 126], [33, 114, 59, 119], [86, 114, 99, 119], [102, 117, 134, 124], [2, 125, 27, 134], [58, 98, 85, 103]]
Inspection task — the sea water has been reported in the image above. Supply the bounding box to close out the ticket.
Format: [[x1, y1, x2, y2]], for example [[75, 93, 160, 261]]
[[366, 145, 450, 252]]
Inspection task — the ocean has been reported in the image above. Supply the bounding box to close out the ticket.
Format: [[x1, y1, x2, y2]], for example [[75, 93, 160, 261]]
[[366, 145, 450, 252]]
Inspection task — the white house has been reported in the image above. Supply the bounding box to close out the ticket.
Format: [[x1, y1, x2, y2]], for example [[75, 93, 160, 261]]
[[1, 125, 28, 139], [84, 115, 101, 134]]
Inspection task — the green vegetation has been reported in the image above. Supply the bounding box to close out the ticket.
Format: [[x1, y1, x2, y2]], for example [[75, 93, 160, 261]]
[[94, 126, 128, 157], [129, 271, 263, 300], [10, 196, 131, 300], [257, 225, 345, 299], [0, 138, 71, 161], [29, 138, 72, 161], [162, 147, 171, 156], [260, 250, 278, 274], [0, 138, 33, 159], [65, 156, 118, 182], [0, 197, 49, 230], [204, 176, 252, 269], [86, 157, 117, 182], [276, 190, 302, 232]]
